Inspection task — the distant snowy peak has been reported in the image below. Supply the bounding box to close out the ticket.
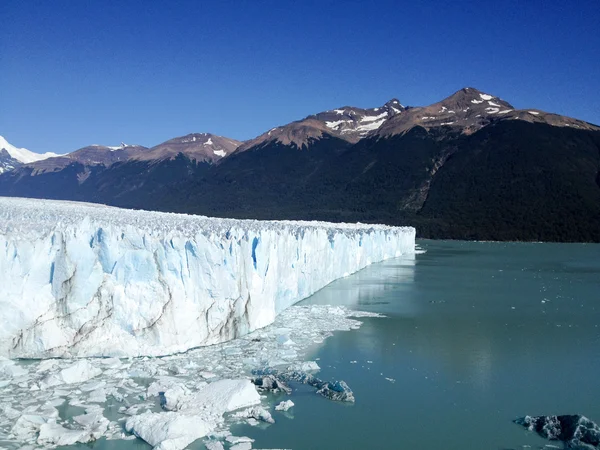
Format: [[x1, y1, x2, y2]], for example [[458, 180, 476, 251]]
[[0, 135, 60, 164], [135, 133, 242, 163], [237, 99, 405, 151]]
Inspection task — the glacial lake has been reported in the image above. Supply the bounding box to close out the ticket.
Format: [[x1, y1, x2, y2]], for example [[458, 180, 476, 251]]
[[55, 239, 600, 449], [232, 239, 600, 449]]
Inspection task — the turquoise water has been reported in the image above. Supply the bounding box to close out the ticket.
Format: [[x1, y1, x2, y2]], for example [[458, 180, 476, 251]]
[[55, 240, 600, 449], [231, 240, 600, 449]]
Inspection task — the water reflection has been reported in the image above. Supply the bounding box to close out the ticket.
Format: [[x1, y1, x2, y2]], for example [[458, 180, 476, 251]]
[[306, 253, 416, 308], [304, 240, 600, 397]]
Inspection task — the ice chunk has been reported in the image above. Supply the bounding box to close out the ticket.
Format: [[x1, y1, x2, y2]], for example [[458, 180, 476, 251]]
[[293, 361, 319, 371], [37, 423, 88, 446], [125, 411, 213, 450], [232, 406, 274, 424], [40, 360, 102, 388], [230, 443, 252, 450], [251, 374, 291, 394], [253, 368, 355, 402], [275, 400, 294, 411], [87, 387, 107, 403], [514, 414, 600, 449], [317, 380, 355, 402], [80, 380, 106, 391], [184, 379, 260, 413], [160, 384, 190, 411], [205, 441, 225, 450], [226, 435, 255, 444], [0, 197, 415, 358], [1, 359, 29, 378], [11, 414, 51, 441], [73, 409, 109, 439]]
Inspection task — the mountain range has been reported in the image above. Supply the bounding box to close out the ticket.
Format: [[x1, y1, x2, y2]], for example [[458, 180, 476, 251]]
[[1, 87, 599, 242]]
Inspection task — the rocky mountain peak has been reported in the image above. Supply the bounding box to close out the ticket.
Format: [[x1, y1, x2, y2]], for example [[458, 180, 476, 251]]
[[237, 99, 406, 152], [376, 88, 518, 137], [0, 148, 23, 174], [135, 133, 242, 163], [376, 87, 599, 138], [441, 87, 514, 111], [384, 98, 404, 110]]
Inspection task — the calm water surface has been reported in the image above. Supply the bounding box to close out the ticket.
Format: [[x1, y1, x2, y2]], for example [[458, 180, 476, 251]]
[[231, 239, 600, 449]]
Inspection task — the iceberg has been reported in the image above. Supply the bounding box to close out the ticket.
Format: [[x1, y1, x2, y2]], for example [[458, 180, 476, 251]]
[[0, 197, 415, 358], [514, 415, 600, 449], [275, 400, 294, 411], [125, 412, 213, 450]]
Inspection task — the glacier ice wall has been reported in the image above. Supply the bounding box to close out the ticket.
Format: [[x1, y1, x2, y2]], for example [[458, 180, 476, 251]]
[[0, 197, 415, 358]]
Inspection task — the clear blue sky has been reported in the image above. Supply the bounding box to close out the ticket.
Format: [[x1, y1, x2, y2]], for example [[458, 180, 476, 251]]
[[1, 0, 599, 154]]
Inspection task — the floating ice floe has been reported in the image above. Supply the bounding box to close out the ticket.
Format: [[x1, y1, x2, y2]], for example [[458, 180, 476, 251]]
[[275, 400, 294, 412]]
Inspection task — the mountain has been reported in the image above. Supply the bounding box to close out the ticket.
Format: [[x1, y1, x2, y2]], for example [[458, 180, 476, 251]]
[[236, 99, 404, 151], [0, 132, 242, 205], [0, 149, 22, 174], [27, 143, 149, 175], [0, 135, 60, 173], [377, 87, 598, 137], [135, 133, 241, 162], [1, 88, 599, 242]]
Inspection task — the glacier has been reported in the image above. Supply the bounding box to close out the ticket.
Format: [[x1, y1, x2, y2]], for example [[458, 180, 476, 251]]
[[0, 196, 415, 358]]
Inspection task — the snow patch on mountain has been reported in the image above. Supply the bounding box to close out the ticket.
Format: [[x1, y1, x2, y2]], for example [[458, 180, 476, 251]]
[[104, 143, 128, 151], [325, 120, 351, 129], [356, 118, 388, 134], [360, 111, 388, 123]]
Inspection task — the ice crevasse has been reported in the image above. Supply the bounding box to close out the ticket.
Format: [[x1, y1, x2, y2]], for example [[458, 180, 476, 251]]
[[0, 197, 415, 358]]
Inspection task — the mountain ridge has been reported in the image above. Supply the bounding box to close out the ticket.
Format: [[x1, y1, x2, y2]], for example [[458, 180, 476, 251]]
[[3, 87, 598, 165], [1, 87, 599, 242]]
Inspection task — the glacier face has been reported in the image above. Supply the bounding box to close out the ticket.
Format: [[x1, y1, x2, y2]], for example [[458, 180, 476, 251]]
[[0, 197, 415, 358]]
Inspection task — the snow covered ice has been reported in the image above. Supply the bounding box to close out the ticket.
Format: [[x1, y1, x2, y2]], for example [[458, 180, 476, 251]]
[[0, 196, 414, 358]]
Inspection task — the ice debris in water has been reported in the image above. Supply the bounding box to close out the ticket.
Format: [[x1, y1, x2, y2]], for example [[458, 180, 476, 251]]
[[252, 368, 355, 403], [275, 400, 295, 412], [0, 305, 382, 449], [232, 406, 275, 424], [514, 415, 600, 449], [0, 196, 414, 359]]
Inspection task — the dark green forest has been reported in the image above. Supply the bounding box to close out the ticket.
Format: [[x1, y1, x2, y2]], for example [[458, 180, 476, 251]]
[[1, 121, 599, 242]]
